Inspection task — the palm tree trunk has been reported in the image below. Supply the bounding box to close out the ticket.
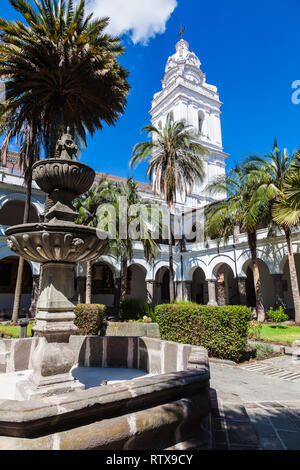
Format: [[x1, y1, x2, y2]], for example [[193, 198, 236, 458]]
[[248, 230, 265, 322], [284, 227, 300, 324], [11, 171, 32, 324], [120, 256, 128, 302], [168, 210, 175, 303], [86, 260, 93, 304]]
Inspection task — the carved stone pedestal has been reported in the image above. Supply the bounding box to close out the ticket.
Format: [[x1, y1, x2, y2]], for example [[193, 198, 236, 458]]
[[16, 263, 84, 400]]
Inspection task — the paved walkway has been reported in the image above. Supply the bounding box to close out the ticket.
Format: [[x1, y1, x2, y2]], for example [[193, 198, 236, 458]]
[[209, 356, 300, 450]]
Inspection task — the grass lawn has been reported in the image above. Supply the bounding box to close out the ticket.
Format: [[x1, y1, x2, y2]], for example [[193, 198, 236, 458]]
[[259, 324, 300, 345], [0, 322, 34, 338]]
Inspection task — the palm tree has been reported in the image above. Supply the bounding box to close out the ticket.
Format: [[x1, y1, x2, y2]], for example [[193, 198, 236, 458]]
[[267, 147, 300, 324], [74, 178, 114, 304], [0, 113, 42, 323], [97, 178, 159, 305], [206, 163, 270, 322], [0, 0, 130, 319], [244, 142, 300, 322], [0, 0, 130, 157], [76, 177, 158, 308], [130, 114, 206, 302]]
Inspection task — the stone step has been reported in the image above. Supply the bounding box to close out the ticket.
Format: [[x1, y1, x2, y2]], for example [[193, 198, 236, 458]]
[[209, 389, 261, 450]]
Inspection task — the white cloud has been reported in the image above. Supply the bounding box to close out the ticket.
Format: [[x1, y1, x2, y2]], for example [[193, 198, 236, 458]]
[[86, 0, 178, 45]]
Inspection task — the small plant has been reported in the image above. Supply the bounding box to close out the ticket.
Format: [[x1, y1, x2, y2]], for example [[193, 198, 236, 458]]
[[248, 322, 262, 340], [74, 304, 106, 336], [267, 307, 289, 323], [119, 297, 153, 321]]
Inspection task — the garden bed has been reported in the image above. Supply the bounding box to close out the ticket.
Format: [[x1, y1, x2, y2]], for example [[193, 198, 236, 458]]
[[249, 323, 300, 346]]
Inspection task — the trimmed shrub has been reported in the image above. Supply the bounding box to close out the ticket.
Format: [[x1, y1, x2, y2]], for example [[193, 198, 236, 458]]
[[267, 307, 289, 323], [155, 304, 252, 362], [74, 304, 106, 336], [119, 297, 153, 321]]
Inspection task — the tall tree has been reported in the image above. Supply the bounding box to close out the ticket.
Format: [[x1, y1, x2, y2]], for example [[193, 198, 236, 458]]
[[130, 114, 206, 302], [75, 177, 159, 308], [206, 163, 270, 322], [267, 146, 300, 324], [74, 178, 115, 304], [0, 0, 130, 320], [97, 178, 159, 305], [0, 113, 42, 323]]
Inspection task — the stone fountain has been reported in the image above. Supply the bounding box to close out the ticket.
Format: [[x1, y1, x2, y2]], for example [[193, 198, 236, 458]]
[[5, 133, 108, 400]]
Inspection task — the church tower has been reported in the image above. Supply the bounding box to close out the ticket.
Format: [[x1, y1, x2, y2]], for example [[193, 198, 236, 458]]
[[150, 35, 228, 208]]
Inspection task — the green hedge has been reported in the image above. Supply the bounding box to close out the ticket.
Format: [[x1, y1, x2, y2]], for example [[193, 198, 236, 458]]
[[74, 304, 106, 336], [155, 304, 252, 362]]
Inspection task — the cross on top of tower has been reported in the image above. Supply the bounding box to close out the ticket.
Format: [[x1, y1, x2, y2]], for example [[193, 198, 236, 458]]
[[178, 25, 185, 40]]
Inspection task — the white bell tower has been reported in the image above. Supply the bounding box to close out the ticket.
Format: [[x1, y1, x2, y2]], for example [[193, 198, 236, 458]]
[[150, 36, 228, 208]]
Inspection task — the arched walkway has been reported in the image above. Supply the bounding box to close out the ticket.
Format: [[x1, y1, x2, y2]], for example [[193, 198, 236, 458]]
[[282, 254, 300, 312], [128, 264, 147, 302], [154, 267, 170, 304], [191, 267, 208, 304], [91, 262, 115, 307], [244, 259, 276, 311], [215, 263, 239, 306], [0, 256, 33, 317], [0, 199, 39, 226]]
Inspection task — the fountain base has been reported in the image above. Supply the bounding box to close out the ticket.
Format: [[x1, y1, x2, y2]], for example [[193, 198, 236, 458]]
[[15, 262, 85, 400]]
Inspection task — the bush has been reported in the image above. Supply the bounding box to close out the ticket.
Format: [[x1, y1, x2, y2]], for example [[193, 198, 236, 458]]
[[267, 307, 289, 323], [155, 304, 252, 362], [74, 304, 106, 336], [248, 322, 262, 340], [119, 297, 154, 321]]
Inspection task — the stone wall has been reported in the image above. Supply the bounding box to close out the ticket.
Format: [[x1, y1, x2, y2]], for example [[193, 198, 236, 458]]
[[0, 336, 203, 376], [104, 322, 160, 339]]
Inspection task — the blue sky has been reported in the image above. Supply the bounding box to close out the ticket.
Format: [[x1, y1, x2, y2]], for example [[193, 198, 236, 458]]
[[1, 0, 300, 183]]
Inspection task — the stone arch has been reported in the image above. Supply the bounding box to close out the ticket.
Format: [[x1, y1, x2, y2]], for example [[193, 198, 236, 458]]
[[0, 193, 44, 218], [0, 255, 33, 317], [0, 246, 39, 275], [153, 260, 178, 282], [128, 264, 147, 301], [242, 257, 276, 311], [91, 261, 116, 308], [207, 255, 237, 280], [0, 199, 40, 226], [191, 267, 208, 304], [281, 253, 300, 312], [214, 263, 239, 306], [93, 255, 121, 279], [154, 266, 170, 304], [185, 257, 208, 282]]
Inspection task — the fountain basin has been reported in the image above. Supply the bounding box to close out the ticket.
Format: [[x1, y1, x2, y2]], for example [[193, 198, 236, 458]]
[[6, 223, 108, 263], [0, 337, 211, 450], [32, 159, 95, 196]]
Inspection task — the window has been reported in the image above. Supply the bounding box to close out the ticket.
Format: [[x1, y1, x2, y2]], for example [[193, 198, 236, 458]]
[[198, 112, 204, 135]]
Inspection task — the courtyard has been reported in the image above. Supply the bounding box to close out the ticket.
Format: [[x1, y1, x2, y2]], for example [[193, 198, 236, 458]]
[[0, 0, 300, 456]]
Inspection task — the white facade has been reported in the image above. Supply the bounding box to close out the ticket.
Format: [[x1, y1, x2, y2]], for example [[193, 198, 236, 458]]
[[150, 38, 228, 209]]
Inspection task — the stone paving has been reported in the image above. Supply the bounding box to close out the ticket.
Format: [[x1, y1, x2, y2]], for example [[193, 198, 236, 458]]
[[209, 356, 300, 450], [239, 355, 300, 383]]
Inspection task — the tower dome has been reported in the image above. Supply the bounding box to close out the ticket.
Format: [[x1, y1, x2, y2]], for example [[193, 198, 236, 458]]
[[163, 39, 203, 89]]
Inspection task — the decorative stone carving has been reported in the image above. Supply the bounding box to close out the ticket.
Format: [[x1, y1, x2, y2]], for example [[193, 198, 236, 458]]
[[6, 226, 107, 263], [32, 160, 95, 196], [56, 132, 78, 160]]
